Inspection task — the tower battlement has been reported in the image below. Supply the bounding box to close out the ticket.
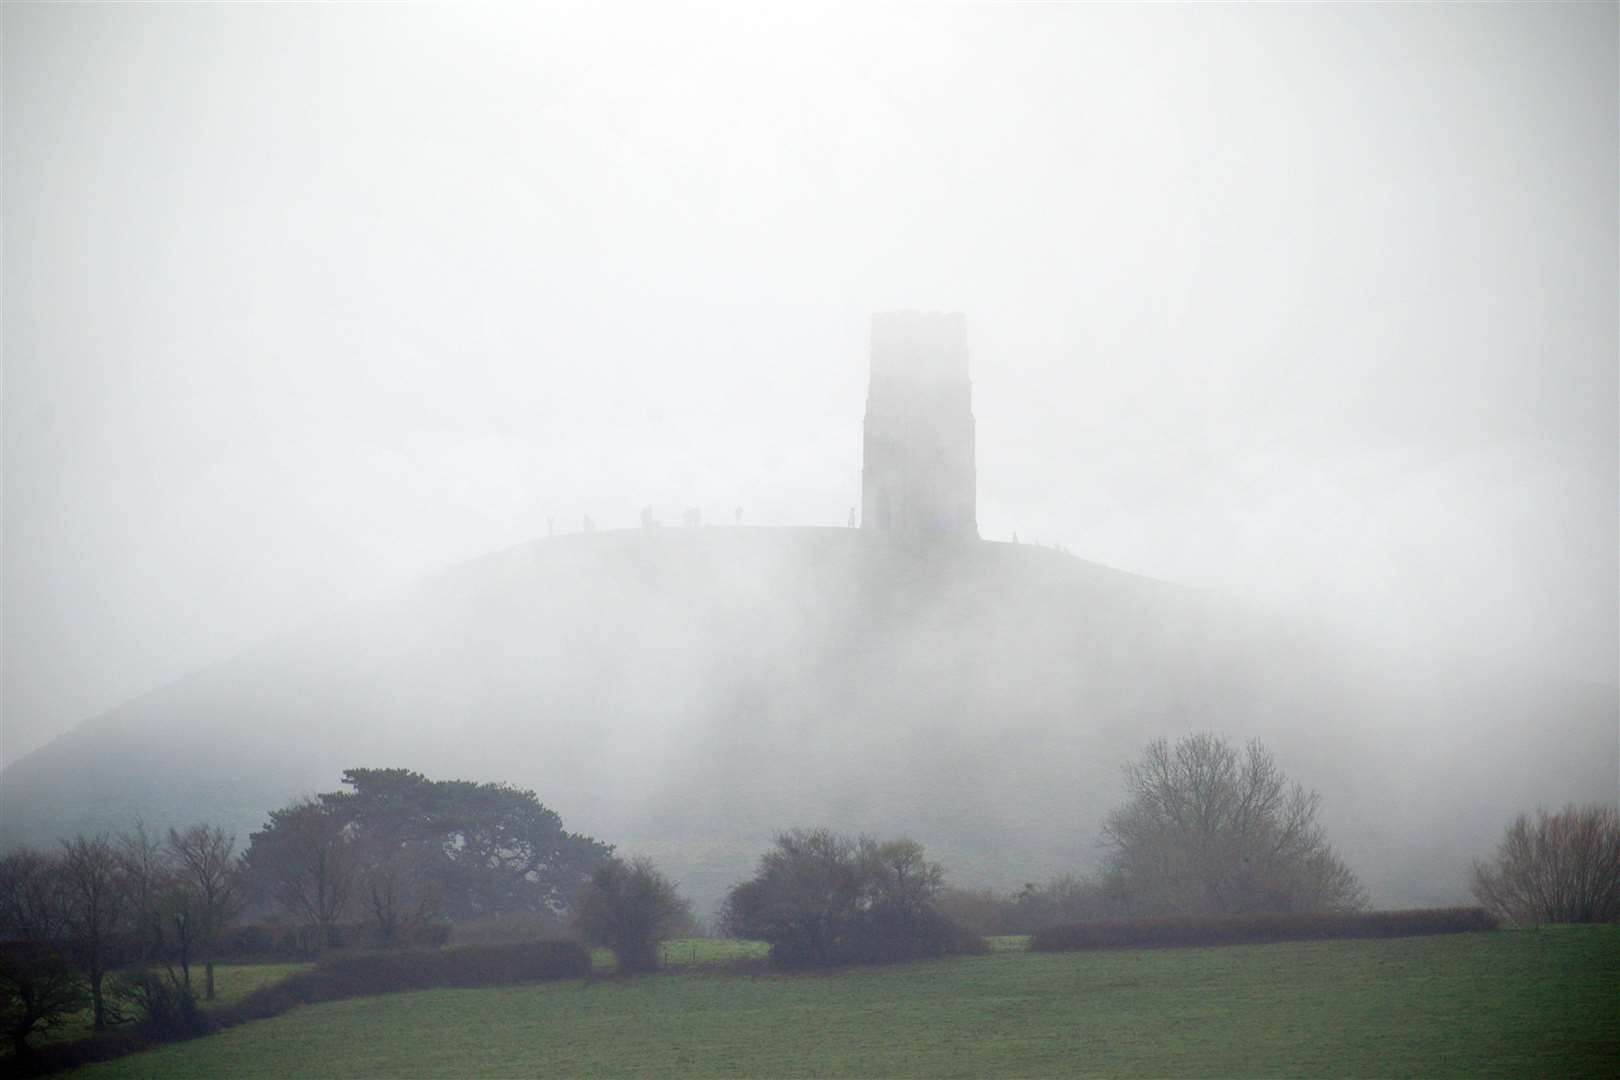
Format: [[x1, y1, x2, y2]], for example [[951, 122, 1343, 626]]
[[861, 312, 978, 539]]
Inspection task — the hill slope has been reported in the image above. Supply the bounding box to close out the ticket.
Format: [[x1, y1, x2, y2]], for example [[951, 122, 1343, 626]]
[[2, 528, 1613, 912]]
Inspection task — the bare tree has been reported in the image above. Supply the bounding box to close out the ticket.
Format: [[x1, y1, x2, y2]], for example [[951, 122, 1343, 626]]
[[1101, 734, 1365, 916], [353, 838, 438, 948], [0, 847, 68, 943], [116, 821, 171, 965], [57, 835, 126, 1030], [0, 847, 88, 1059], [1472, 803, 1620, 926], [242, 798, 355, 950], [157, 877, 203, 993], [167, 824, 244, 1000], [861, 838, 945, 916]]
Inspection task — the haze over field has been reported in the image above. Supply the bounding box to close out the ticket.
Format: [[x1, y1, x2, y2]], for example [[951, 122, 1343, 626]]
[[3, 4, 1615, 914]]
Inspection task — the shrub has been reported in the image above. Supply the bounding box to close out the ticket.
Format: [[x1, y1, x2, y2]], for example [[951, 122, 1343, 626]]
[[721, 830, 984, 967], [219, 923, 276, 957], [1471, 803, 1620, 926], [935, 887, 1013, 937], [574, 857, 691, 974], [450, 911, 570, 946], [412, 921, 453, 949], [0, 941, 88, 1061], [107, 968, 205, 1039], [268, 924, 297, 953], [7, 1028, 151, 1076], [1030, 907, 1498, 952], [843, 899, 987, 963]]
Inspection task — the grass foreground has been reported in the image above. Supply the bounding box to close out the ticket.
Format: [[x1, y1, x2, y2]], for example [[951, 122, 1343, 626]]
[[71, 926, 1617, 1079]]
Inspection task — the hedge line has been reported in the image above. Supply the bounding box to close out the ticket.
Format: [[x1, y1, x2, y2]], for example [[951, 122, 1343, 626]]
[[15, 941, 590, 1076], [1030, 907, 1499, 952], [216, 920, 454, 957]]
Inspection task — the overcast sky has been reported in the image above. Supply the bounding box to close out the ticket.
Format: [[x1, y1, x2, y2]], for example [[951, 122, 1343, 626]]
[[4, 2, 1615, 766]]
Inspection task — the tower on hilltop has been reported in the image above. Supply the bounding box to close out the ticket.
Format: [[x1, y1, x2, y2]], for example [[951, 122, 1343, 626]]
[[861, 312, 978, 539]]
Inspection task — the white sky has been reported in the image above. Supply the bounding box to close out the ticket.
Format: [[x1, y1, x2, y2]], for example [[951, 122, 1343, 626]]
[[4, 2, 1616, 765]]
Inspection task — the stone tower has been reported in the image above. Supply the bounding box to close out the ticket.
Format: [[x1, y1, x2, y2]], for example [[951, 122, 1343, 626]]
[[861, 311, 978, 539]]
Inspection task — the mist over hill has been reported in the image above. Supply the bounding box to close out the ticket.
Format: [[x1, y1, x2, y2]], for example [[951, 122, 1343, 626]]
[[2, 527, 1613, 916]]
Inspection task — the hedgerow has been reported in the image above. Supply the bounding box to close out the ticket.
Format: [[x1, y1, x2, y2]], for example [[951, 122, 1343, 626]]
[[1030, 908, 1498, 953], [207, 941, 590, 1027]]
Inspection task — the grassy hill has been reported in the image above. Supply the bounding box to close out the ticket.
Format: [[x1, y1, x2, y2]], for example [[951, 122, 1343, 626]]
[[67, 926, 1620, 1078], [3, 528, 1614, 913]]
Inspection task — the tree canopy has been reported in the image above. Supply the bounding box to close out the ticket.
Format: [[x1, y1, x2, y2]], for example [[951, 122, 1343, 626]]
[[244, 769, 611, 939]]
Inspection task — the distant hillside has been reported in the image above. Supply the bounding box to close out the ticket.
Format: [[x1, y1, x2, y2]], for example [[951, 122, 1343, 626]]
[[2, 527, 1613, 915]]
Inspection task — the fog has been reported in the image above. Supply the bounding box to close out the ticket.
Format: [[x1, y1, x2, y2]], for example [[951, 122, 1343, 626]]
[[3, 5, 1615, 907]]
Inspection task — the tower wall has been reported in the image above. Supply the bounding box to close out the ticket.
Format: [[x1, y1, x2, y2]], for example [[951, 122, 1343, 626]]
[[861, 312, 977, 539]]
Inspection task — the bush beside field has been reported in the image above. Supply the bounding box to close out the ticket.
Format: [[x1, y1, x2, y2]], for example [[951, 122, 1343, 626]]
[[1030, 907, 1498, 952]]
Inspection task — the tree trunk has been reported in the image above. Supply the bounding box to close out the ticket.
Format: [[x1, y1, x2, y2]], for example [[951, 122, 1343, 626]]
[[204, 958, 216, 1001], [90, 971, 105, 1031]]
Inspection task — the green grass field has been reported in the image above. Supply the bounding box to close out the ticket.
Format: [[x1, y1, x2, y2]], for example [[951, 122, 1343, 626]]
[[588, 936, 770, 972], [71, 927, 1617, 1078]]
